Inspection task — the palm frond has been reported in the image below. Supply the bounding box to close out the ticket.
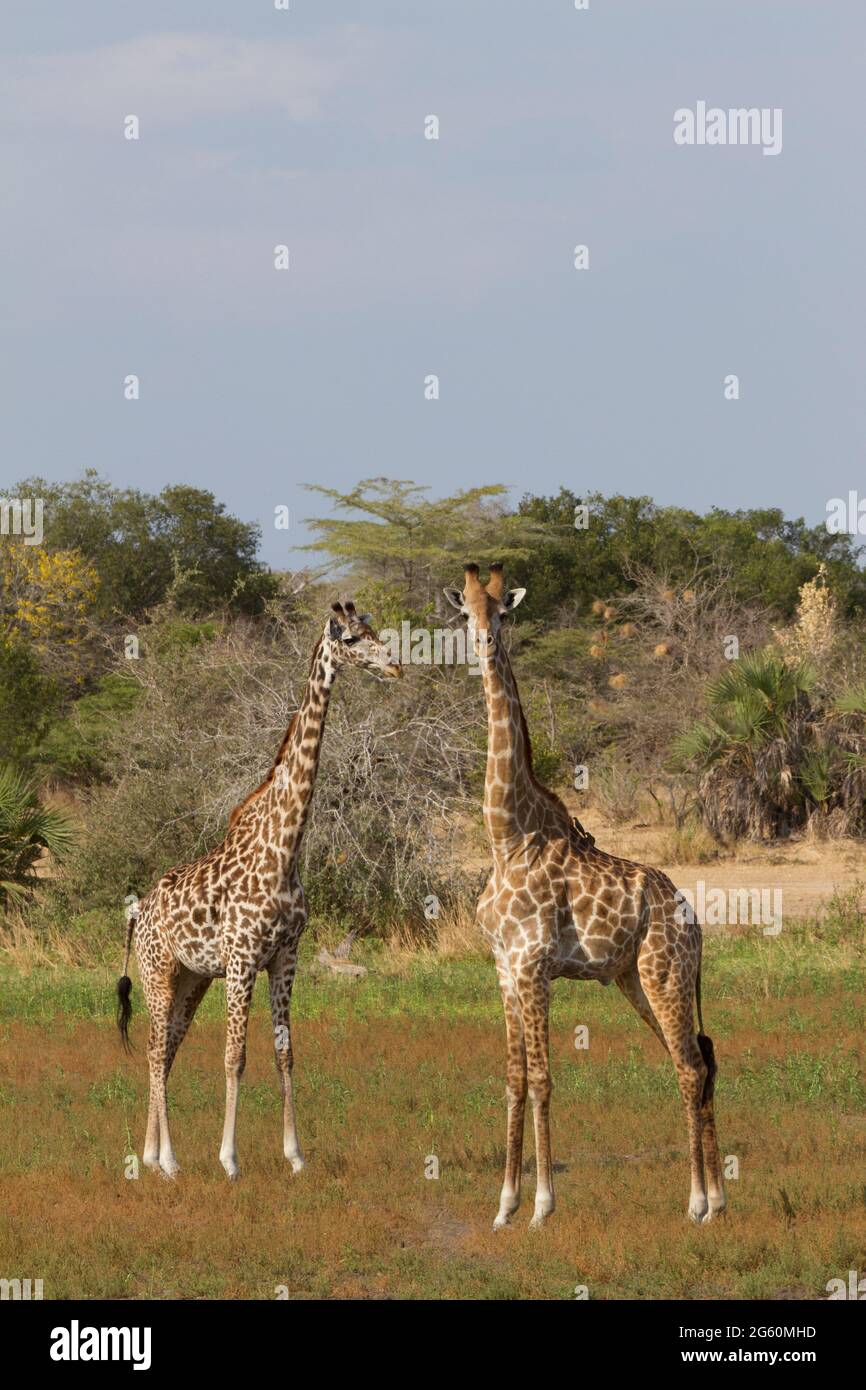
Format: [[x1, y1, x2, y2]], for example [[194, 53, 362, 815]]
[[0, 764, 75, 907], [835, 684, 866, 716]]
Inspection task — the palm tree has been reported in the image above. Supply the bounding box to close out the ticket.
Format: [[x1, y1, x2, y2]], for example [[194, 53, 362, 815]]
[[672, 652, 814, 770], [0, 764, 74, 906], [670, 652, 817, 840]]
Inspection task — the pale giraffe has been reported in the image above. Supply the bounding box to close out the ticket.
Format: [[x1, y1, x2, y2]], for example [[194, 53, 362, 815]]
[[444, 565, 726, 1229], [116, 602, 402, 1180]]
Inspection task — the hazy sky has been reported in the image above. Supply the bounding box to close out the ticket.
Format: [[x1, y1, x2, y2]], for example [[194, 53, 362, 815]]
[[3, 2, 864, 566]]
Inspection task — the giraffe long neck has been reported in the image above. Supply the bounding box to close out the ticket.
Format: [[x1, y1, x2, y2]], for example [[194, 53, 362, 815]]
[[480, 635, 543, 855], [264, 635, 336, 861]]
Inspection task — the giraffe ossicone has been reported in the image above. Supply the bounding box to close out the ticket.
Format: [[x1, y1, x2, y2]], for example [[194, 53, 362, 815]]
[[444, 563, 726, 1230], [115, 602, 402, 1181]]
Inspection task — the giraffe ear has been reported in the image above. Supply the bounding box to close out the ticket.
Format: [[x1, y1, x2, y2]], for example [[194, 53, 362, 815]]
[[443, 587, 464, 611], [502, 588, 526, 612], [328, 617, 343, 640], [357, 613, 374, 627]]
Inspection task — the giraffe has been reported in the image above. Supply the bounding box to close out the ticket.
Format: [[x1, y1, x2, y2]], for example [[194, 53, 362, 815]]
[[444, 565, 726, 1230], [115, 601, 402, 1180]]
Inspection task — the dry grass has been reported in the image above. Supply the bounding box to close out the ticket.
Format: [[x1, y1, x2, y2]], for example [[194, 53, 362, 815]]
[[0, 910, 87, 970], [654, 818, 720, 866], [1, 935, 864, 1301], [386, 901, 487, 962]]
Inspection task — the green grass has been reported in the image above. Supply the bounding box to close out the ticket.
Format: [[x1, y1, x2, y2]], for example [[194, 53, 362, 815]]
[[2, 915, 863, 1027], [0, 919, 863, 1299]]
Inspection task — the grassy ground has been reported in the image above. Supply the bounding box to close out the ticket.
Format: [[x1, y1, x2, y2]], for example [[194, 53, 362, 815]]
[[0, 922, 864, 1300]]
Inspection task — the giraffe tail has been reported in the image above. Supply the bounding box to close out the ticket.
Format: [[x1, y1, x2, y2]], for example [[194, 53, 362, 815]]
[[695, 949, 716, 1107], [116, 898, 138, 1053]]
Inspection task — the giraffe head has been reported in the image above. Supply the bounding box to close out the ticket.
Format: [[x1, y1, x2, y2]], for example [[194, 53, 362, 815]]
[[325, 600, 403, 680], [443, 564, 526, 659]]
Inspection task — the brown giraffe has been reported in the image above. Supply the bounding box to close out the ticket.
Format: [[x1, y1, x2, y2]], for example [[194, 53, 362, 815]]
[[116, 602, 402, 1180], [444, 565, 726, 1230]]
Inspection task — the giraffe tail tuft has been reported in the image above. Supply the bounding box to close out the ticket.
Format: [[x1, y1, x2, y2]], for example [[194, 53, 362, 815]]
[[116, 896, 138, 1053], [695, 946, 716, 1105], [697, 1031, 716, 1106], [116, 976, 133, 1053]]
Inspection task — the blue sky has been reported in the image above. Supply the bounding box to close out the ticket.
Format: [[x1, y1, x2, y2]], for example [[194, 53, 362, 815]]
[[3, 2, 864, 566]]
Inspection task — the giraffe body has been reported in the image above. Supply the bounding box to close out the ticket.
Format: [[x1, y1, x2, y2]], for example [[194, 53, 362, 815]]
[[446, 565, 725, 1230], [117, 604, 401, 1180]]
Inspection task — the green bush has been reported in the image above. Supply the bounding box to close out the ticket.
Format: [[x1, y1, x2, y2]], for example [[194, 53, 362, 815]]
[[0, 637, 61, 766], [35, 674, 142, 783], [672, 651, 866, 840]]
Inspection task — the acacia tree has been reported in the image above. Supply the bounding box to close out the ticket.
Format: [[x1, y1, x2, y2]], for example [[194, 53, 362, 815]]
[[301, 477, 544, 618]]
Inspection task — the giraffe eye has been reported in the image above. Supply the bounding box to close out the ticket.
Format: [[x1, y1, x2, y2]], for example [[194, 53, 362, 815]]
[[343, 634, 360, 646]]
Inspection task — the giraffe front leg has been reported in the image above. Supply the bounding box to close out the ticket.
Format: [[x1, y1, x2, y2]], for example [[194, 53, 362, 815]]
[[219, 959, 256, 1181], [520, 975, 555, 1230], [267, 944, 304, 1173], [493, 967, 527, 1230]]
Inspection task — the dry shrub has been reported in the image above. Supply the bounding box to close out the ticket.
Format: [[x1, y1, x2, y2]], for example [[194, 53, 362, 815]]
[[773, 565, 837, 672], [590, 750, 644, 825], [655, 816, 719, 865], [41, 603, 487, 948], [574, 566, 770, 788]]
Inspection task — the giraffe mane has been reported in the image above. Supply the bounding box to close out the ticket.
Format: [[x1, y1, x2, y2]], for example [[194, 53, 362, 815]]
[[510, 652, 573, 827], [227, 636, 324, 830]]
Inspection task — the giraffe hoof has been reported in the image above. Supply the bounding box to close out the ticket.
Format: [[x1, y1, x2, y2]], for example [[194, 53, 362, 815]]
[[288, 1155, 305, 1174], [158, 1162, 180, 1181], [688, 1201, 709, 1225], [492, 1214, 512, 1232], [704, 1198, 728, 1222], [221, 1158, 240, 1181], [529, 1196, 554, 1229]]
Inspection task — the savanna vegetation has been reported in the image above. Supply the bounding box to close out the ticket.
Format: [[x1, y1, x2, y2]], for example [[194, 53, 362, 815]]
[[0, 896, 863, 1298], [3, 471, 866, 960], [2, 472, 865, 1302]]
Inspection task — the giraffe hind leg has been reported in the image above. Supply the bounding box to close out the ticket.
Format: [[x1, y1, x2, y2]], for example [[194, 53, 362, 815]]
[[142, 969, 181, 1178], [165, 969, 212, 1080], [617, 963, 725, 1220], [614, 964, 670, 1054], [140, 965, 210, 1178], [635, 950, 712, 1225], [267, 944, 304, 1173], [697, 1032, 727, 1219]]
